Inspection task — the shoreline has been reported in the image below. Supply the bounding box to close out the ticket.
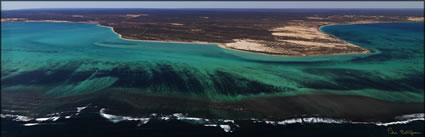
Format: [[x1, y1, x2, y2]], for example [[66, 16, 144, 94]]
[[317, 24, 376, 54], [4, 20, 422, 57], [1, 20, 306, 57], [94, 24, 300, 57], [94, 22, 375, 57]]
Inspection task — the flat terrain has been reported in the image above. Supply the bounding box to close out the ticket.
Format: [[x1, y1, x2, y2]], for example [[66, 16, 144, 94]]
[[2, 9, 423, 56]]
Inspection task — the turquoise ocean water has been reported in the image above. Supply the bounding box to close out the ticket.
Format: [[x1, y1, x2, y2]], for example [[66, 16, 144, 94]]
[[1, 22, 424, 137], [1, 22, 424, 103]]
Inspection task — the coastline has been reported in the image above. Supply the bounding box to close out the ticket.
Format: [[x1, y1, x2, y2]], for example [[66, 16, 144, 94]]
[[4, 19, 422, 57], [98, 22, 374, 57], [2, 20, 288, 57], [97, 24, 221, 46], [94, 24, 298, 57], [318, 24, 375, 54]]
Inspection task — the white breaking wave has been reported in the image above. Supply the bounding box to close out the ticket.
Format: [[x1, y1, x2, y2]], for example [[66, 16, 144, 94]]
[[1, 113, 61, 122], [1, 105, 90, 126], [2, 107, 423, 133], [76, 104, 91, 115], [23, 123, 40, 126], [219, 125, 232, 133], [252, 113, 425, 127], [35, 116, 60, 122], [99, 110, 236, 132], [252, 117, 346, 126], [1, 114, 33, 122], [97, 110, 425, 133], [1, 113, 60, 127], [395, 113, 424, 121], [99, 108, 150, 125], [77, 106, 88, 113]]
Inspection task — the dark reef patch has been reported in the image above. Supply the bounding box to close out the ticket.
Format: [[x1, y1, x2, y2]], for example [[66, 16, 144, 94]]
[[301, 68, 424, 92], [2, 61, 287, 96]]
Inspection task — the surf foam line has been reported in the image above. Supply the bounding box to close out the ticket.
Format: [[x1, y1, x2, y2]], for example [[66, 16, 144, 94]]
[[1, 113, 63, 122], [1, 110, 422, 130], [99, 108, 237, 132], [251, 113, 424, 127], [99, 108, 150, 126], [98, 109, 424, 133], [0, 104, 92, 126], [1, 114, 61, 127]]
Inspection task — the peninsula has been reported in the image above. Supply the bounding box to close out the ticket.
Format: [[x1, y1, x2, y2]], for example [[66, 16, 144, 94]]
[[2, 9, 424, 56]]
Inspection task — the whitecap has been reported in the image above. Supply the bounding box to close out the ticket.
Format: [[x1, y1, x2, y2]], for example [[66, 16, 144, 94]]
[[204, 124, 218, 127], [23, 123, 40, 126], [255, 113, 424, 127], [1, 114, 33, 122], [77, 106, 87, 113], [223, 120, 234, 123], [99, 108, 150, 124], [395, 113, 424, 121], [219, 125, 232, 133], [35, 116, 60, 122], [94, 110, 424, 133]]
